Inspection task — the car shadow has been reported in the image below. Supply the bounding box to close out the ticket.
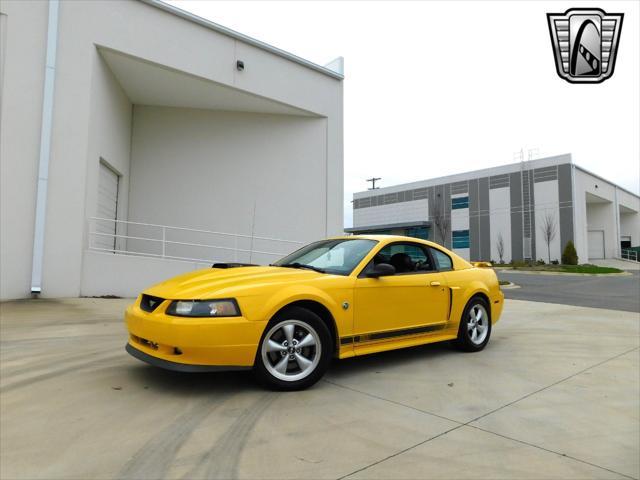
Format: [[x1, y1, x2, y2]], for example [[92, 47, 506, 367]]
[[125, 364, 260, 395], [123, 341, 457, 394], [328, 341, 455, 377]]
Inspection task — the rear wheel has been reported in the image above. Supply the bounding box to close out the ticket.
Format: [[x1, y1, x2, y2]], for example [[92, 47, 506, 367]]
[[254, 307, 332, 391], [455, 296, 491, 352]]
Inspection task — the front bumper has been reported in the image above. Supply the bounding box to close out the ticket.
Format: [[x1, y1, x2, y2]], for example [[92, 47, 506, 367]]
[[124, 301, 267, 368], [125, 344, 250, 372]]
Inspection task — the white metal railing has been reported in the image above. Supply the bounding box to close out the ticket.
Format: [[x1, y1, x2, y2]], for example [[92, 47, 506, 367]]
[[621, 249, 639, 263], [87, 217, 304, 265]]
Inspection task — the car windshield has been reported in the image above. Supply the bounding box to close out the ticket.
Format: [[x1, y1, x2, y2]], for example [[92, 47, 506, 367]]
[[273, 239, 377, 276]]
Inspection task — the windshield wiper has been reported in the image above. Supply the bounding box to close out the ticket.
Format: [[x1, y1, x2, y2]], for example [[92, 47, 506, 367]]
[[277, 262, 326, 274]]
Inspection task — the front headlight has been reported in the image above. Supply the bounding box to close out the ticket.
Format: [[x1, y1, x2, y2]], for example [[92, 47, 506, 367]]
[[166, 299, 240, 317]]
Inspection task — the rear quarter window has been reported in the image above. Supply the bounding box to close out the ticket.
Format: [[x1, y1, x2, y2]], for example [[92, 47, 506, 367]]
[[430, 248, 453, 271]]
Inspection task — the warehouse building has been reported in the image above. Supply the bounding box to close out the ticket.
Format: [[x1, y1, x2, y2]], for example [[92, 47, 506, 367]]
[[0, 0, 344, 300], [349, 154, 640, 264]]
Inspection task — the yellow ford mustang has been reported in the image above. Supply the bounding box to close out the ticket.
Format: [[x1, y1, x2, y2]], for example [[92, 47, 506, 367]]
[[125, 235, 504, 390]]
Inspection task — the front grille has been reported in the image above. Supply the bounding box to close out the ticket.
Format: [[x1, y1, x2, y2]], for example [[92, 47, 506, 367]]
[[136, 336, 159, 350], [140, 294, 164, 312]]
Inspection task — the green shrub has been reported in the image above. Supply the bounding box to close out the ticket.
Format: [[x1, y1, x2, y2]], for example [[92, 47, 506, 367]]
[[560, 265, 622, 274], [562, 241, 578, 265]]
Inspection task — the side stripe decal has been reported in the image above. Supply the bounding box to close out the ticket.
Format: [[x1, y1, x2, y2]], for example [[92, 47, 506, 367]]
[[340, 323, 445, 346]]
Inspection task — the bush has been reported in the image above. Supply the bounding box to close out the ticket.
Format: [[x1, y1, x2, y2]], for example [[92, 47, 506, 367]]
[[551, 259, 559, 265], [536, 259, 546, 265], [562, 241, 578, 265]]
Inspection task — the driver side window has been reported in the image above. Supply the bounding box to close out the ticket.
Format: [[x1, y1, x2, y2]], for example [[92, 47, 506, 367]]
[[368, 243, 436, 275]]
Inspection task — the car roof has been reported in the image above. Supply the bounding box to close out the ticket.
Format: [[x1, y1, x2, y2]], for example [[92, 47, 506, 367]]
[[329, 234, 441, 247]]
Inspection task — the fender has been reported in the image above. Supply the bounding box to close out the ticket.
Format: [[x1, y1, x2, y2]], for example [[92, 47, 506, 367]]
[[449, 279, 491, 327], [461, 280, 491, 307], [262, 285, 340, 321], [237, 282, 353, 332]]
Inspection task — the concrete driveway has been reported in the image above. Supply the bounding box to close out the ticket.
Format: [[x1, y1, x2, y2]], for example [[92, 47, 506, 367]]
[[591, 259, 640, 271], [1, 298, 638, 480]]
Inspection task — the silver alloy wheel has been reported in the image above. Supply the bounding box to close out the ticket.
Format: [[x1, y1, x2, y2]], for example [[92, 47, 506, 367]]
[[467, 303, 489, 345], [261, 319, 321, 382]]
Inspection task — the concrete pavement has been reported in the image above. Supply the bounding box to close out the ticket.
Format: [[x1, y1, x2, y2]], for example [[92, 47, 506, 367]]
[[1, 298, 638, 479], [591, 259, 640, 271]]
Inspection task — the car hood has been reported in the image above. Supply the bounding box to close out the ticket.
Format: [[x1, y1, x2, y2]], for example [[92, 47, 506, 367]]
[[144, 266, 323, 299]]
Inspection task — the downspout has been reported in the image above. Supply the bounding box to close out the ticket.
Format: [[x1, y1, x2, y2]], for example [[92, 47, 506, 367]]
[[570, 160, 579, 261], [30, 0, 59, 294], [519, 163, 526, 261], [614, 186, 620, 258]]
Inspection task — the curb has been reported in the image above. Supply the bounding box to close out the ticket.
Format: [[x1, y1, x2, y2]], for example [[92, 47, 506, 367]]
[[495, 268, 632, 277]]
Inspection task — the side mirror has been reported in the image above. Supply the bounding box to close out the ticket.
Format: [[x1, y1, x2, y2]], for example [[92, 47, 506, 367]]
[[366, 263, 396, 278]]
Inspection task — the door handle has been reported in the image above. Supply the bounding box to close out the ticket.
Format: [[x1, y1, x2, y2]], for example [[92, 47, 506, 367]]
[[430, 281, 441, 287]]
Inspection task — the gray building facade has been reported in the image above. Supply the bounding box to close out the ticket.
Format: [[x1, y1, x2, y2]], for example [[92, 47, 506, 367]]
[[349, 154, 639, 264]]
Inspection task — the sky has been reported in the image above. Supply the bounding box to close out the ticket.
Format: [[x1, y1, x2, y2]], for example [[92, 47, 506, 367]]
[[167, 0, 640, 228]]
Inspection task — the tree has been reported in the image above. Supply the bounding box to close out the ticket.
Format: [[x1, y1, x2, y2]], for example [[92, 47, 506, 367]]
[[496, 232, 505, 264], [431, 196, 450, 246], [562, 240, 578, 265], [540, 212, 557, 264]]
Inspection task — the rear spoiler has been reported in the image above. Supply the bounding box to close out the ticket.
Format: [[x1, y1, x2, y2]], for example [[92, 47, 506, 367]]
[[472, 261, 493, 268]]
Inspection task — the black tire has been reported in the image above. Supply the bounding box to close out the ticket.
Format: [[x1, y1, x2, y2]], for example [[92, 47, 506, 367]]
[[454, 296, 492, 352], [253, 306, 333, 391]]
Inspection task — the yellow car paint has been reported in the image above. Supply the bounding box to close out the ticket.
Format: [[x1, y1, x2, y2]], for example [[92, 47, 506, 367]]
[[125, 235, 504, 368]]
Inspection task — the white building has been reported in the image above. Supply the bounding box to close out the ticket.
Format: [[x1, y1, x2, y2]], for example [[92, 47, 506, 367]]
[[0, 0, 344, 300], [349, 154, 640, 264]]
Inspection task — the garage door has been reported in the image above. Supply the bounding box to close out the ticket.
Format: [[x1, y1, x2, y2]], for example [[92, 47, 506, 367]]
[[587, 230, 605, 259], [95, 162, 119, 251]]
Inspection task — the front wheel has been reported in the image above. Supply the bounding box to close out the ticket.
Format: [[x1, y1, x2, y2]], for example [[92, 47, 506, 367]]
[[454, 297, 492, 352], [254, 307, 332, 391]]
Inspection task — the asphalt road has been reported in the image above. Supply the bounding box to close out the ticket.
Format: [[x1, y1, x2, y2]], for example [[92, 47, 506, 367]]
[[498, 270, 640, 313]]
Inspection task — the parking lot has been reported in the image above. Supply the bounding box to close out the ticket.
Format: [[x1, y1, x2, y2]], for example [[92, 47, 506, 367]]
[[1, 293, 639, 480]]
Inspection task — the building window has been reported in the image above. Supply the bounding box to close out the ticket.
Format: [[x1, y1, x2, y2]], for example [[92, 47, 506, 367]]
[[452, 229, 470, 249], [362, 229, 392, 235], [353, 227, 429, 240], [404, 226, 429, 239], [451, 196, 469, 209]]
